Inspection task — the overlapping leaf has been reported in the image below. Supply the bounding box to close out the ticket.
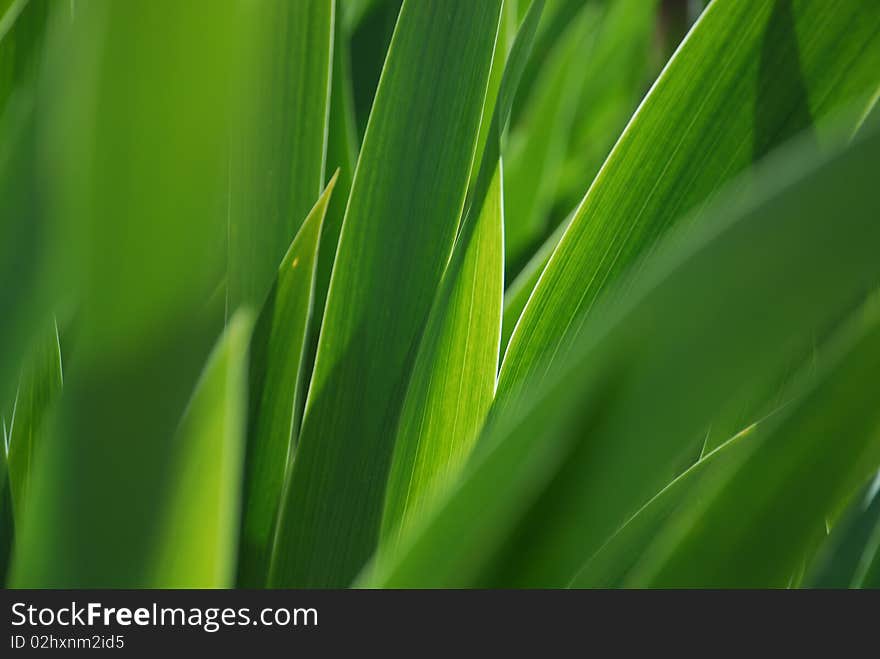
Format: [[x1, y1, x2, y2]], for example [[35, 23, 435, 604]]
[[498, 0, 880, 410], [270, 0, 503, 587], [237, 176, 337, 587], [6, 319, 62, 522], [12, 0, 243, 587], [365, 121, 880, 588], [227, 0, 334, 310], [631, 304, 880, 587], [151, 312, 252, 588], [380, 0, 543, 547]]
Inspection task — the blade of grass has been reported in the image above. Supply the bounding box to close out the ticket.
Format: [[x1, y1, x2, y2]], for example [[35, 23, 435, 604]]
[[303, 0, 360, 414], [6, 318, 62, 523], [380, 0, 543, 546], [270, 0, 503, 587], [380, 162, 504, 548], [630, 304, 880, 588], [0, 437, 11, 584], [364, 121, 880, 588], [504, 2, 600, 271], [227, 0, 334, 311], [237, 176, 337, 587], [807, 473, 880, 588], [501, 207, 571, 351], [151, 311, 252, 588], [569, 424, 757, 587], [11, 0, 242, 587], [0, 0, 57, 407], [498, 0, 880, 409], [348, 0, 402, 139], [554, 0, 657, 218]]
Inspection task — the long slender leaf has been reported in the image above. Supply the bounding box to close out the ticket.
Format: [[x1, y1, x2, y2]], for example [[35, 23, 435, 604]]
[[0, 0, 57, 408], [807, 473, 880, 588], [270, 0, 503, 588], [498, 0, 880, 407], [11, 0, 242, 587], [380, 0, 543, 546], [0, 436, 11, 584], [364, 121, 880, 588], [569, 425, 757, 587], [501, 209, 570, 350], [554, 0, 657, 217], [380, 162, 504, 547], [630, 305, 880, 588], [6, 318, 62, 522], [237, 176, 337, 587], [303, 0, 360, 412], [151, 312, 252, 588], [504, 2, 599, 270], [227, 0, 334, 311]]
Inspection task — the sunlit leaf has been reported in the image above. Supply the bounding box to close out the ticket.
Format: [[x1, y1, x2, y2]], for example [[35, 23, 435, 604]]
[[270, 0, 503, 587]]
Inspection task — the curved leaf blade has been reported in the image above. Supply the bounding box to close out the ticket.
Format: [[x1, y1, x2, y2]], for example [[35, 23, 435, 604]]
[[270, 0, 503, 587], [498, 0, 880, 408], [151, 312, 253, 588], [237, 175, 337, 587], [228, 0, 334, 310], [632, 306, 880, 588], [365, 122, 880, 588], [380, 162, 504, 547]]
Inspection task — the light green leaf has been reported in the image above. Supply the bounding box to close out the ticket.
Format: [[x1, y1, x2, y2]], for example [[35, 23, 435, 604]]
[[364, 121, 880, 588], [12, 0, 243, 587], [631, 305, 880, 588], [379, 1, 543, 546], [227, 0, 334, 310], [303, 0, 360, 406], [151, 311, 252, 588], [501, 209, 570, 351], [380, 162, 504, 548], [237, 175, 337, 587], [498, 0, 880, 409], [381, 0, 544, 548], [270, 0, 503, 588], [6, 319, 62, 523]]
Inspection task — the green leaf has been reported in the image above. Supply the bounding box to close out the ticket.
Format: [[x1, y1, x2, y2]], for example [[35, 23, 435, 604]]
[[498, 0, 880, 409], [469, 0, 521, 191], [807, 473, 880, 588], [569, 425, 759, 587], [348, 0, 402, 139], [270, 0, 503, 588], [303, 0, 360, 409], [380, 0, 543, 546], [227, 0, 334, 310], [364, 121, 880, 588], [501, 209, 570, 351], [0, 0, 57, 407], [6, 319, 62, 523], [503, 2, 599, 270], [553, 0, 657, 218], [380, 162, 504, 548], [631, 304, 880, 588], [0, 436, 12, 585], [237, 175, 337, 587], [11, 0, 243, 587], [150, 311, 252, 588]]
